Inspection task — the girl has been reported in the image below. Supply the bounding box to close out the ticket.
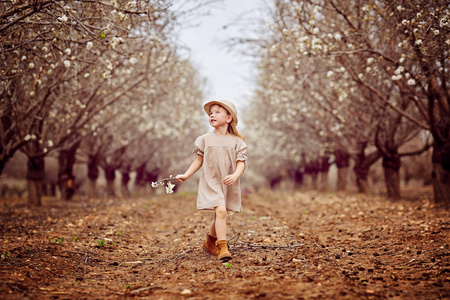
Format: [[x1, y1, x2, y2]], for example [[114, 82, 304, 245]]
[[175, 99, 247, 262]]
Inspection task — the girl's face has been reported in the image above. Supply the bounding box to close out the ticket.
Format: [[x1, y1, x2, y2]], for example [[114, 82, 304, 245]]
[[209, 104, 232, 128]]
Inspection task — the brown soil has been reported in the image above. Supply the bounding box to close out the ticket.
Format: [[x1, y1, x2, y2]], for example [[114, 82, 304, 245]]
[[0, 187, 449, 299]]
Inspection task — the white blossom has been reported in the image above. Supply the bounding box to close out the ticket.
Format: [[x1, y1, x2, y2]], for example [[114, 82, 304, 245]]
[[48, 140, 54, 147], [24, 134, 31, 141], [64, 48, 71, 55], [399, 57, 405, 63], [394, 66, 404, 75], [415, 39, 423, 46], [434, 29, 440, 35], [129, 57, 137, 65], [326, 71, 334, 78], [392, 74, 402, 81], [28, 62, 35, 69], [64, 60, 71, 68], [367, 57, 375, 64], [407, 79, 416, 86], [29, 91, 35, 97], [86, 41, 93, 50], [42, 46, 48, 52], [21, 55, 27, 61], [58, 15, 68, 22]]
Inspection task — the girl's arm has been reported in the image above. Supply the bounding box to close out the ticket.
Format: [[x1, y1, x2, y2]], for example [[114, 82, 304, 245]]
[[175, 155, 203, 182], [223, 160, 246, 186]]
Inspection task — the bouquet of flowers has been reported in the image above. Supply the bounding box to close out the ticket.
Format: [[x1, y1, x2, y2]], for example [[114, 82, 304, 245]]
[[151, 175, 176, 194]]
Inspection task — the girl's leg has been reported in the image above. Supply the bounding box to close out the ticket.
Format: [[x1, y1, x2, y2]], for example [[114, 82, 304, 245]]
[[214, 205, 227, 241], [209, 211, 217, 237]]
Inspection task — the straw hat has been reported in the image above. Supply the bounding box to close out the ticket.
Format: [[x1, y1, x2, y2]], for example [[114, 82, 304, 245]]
[[203, 99, 238, 126]]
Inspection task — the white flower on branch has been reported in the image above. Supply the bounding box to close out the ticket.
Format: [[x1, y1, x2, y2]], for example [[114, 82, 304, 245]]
[[407, 79, 416, 86], [86, 42, 93, 50], [152, 176, 176, 194], [48, 140, 53, 147], [367, 57, 375, 64], [415, 39, 423, 46], [28, 62, 35, 69], [64, 60, 71, 68], [29, 91, 35, 97], [58, 15, 68, 22], [129, 57, 137, 65], [21, 55, 27, 61], [394, 66, 404, 75], [24, 134, 31, 141], [65, 48, 71, 55], [392, 74, 402, 81], [42, 46, 48, 52]]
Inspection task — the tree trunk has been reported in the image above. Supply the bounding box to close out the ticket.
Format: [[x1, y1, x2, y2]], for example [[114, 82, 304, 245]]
[[26, 155, 45, 206], [121, 168, 131, 197], [319, 157, 330, 191], [88, 154, 100, 198], [431, 139, 450, 206], [382, 154, 401, 199], [104, 165, 116, 197], [294, 170, 303, 189], [58, 141, 80, 200], [334, 150, 351, 191], [354, 167, 369, 194], [354, 142, 381, 194]]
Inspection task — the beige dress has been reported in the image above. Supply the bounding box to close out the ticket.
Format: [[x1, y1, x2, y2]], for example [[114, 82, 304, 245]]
[[194, 132, 247, 212]]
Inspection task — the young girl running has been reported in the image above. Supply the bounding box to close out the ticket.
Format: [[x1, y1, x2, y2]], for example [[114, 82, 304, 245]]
[[175, 100, 247, 262]]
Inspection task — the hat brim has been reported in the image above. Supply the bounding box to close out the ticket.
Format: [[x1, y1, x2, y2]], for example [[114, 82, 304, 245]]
[[204, 100, 238, 126]]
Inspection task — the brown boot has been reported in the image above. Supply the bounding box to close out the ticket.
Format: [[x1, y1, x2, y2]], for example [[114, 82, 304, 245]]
[[216, 240, 231, 262], [203, 232, 219, 256]]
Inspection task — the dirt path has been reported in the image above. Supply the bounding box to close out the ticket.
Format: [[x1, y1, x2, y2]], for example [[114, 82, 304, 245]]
[[1, 187, 449, 299]]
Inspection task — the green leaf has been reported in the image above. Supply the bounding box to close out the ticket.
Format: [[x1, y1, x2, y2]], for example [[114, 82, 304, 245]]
[[99, 29, 106, 39]]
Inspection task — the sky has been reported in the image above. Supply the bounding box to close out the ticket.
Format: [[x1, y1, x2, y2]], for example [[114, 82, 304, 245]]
[[175, 0, 268, 114]]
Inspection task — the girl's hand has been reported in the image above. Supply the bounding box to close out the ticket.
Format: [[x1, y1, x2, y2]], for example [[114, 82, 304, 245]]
[[175, 174, 188, 183], [223, 174, 238, 186]]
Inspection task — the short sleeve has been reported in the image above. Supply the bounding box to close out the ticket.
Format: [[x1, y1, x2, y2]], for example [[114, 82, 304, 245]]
[[193, 135, 205, 157], [236, 140, 247, 162]]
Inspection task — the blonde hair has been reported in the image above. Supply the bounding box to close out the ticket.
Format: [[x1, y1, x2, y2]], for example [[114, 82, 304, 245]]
[[228, 124, 245, 141]]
